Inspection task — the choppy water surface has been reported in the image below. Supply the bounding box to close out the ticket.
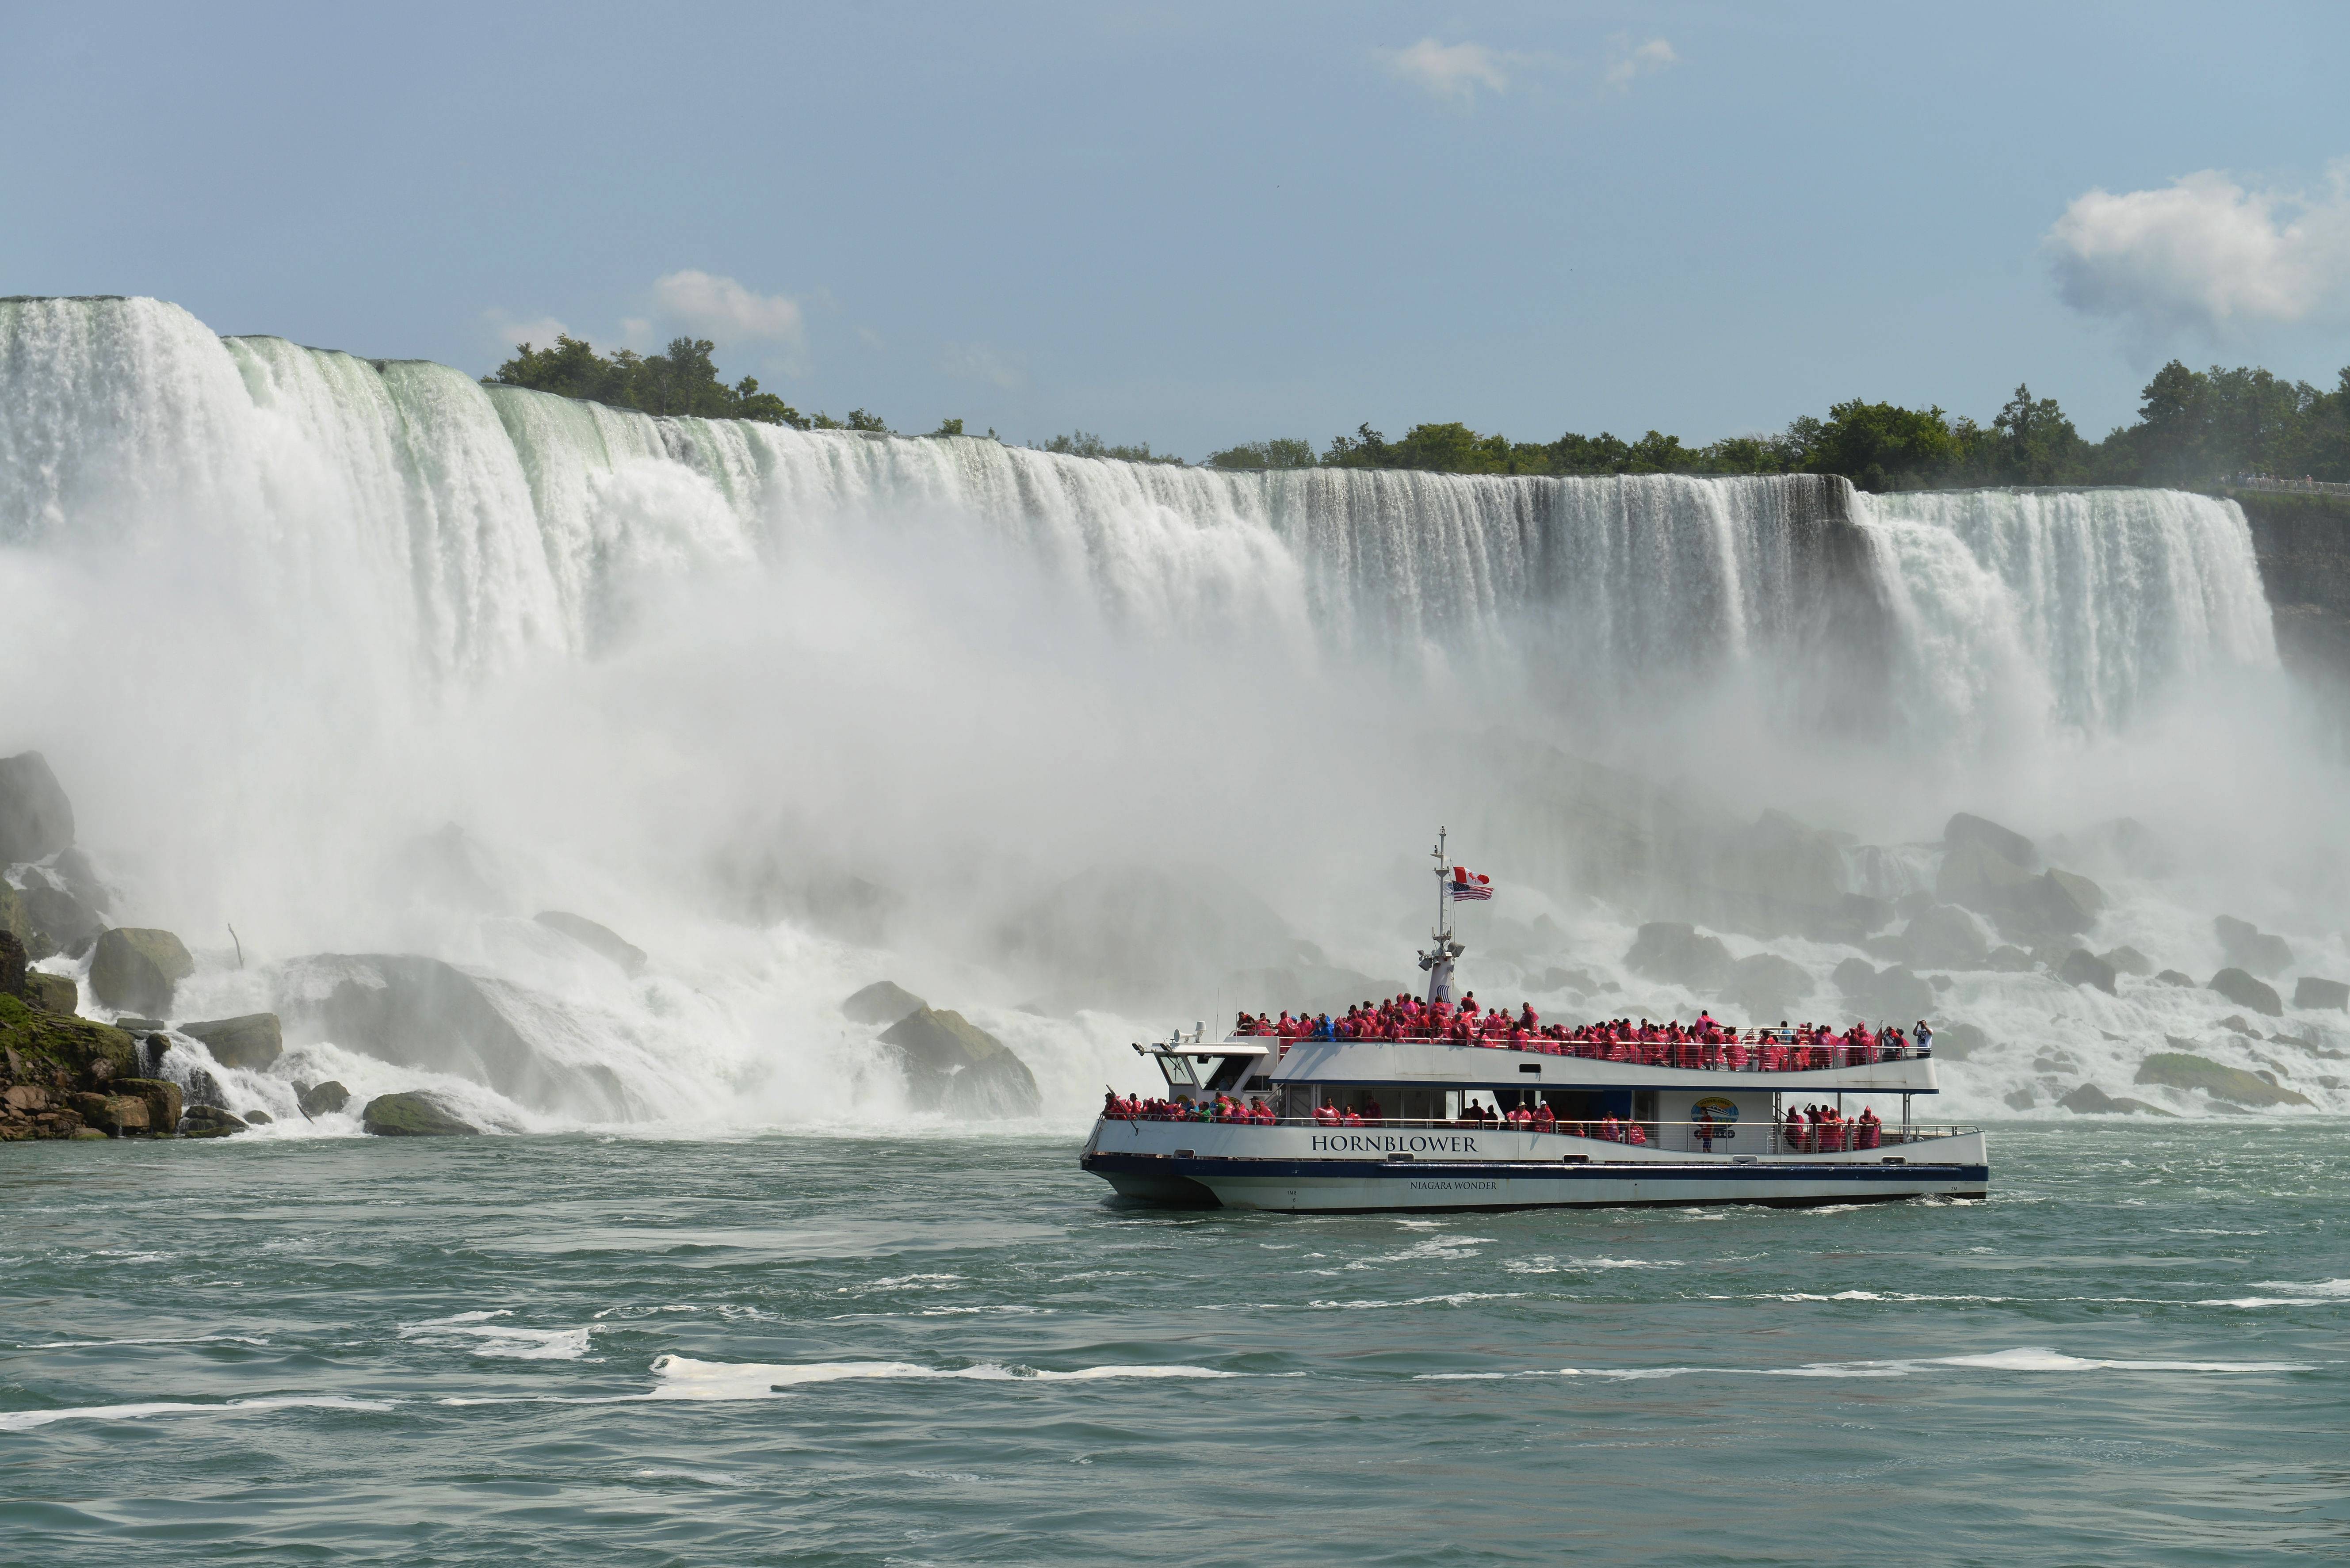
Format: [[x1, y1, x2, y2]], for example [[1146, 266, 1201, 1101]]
[[5, 1125, 2346, 1564]]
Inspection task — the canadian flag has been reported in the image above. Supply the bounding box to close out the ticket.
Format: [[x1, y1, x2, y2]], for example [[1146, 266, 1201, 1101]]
[[1448, 866, 1493, 901]]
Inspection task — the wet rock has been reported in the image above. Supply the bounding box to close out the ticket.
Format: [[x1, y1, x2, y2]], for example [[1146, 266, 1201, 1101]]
[[2059, 949, 2117, 995], [360, 1091, 481, 1137], [178, 1105, 248, 1137], [1833, 958, 1933, 1021], [1932, 1022, 1989, 1061], [2134, 1051, 2310, 1107], [876, 1007, 1042, 1117], [275, 954, 628, 1120], [1937, 839, 2037, 914], [1717, 952, 1812, 1022], [89, 928, 195, 1016], [2002, 1087, 2039, 1111], [1535, 966, 1604, 995], [2294, 977, 2350, 1011], [2154, 969, 2195, 986], [2098, 946, 2153, 977], [0, 751, 75, 864], [3, 1083, 48, 1113], [2209, 968, 2284, 1018], [244, 1108, 273, 1125], [534, 911, 647, 978], [296, 1080, 351, 1118], [178, 1013, 283, 1071], [1893, 890, 1936, 921], [0, 996, 138, 1087], [1944, 813, 2037, 870], [841, 980, 929, 1026], [2214, 916, 2293, 977], [22, 883, 102, 953], [112, 1076, 183, 1136], [2027, 869, 2106, 938], [52, 847, 111, 914], [1624, 923, 1733, 992], [70, 1090, 149, 1135], [1986, 946, 2034, 973], [1901, 904, 1991, 970], [0, 930, 22, 998], [2057, 1083, 2172, 1116]]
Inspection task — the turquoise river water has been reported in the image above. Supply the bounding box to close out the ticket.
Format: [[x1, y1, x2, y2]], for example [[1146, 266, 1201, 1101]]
[[4, 1124, 2346, 1564]]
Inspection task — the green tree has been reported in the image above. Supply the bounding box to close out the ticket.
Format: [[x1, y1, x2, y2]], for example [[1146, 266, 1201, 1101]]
[[1798, 400, 1960, 491], [1206, 437, 1318, 470], [1989, 384, 2087, 485], [487, 334, 807, 427]]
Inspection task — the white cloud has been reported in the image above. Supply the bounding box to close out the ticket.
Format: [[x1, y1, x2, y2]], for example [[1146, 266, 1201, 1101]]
[[1604, 37, 1677, 92], [481, 309, 571, 353], [650, 270, 806, 345], [2047, 164, 2350, 339], [938, 341, 1024, 390], [1381, 38, 1512, 104]]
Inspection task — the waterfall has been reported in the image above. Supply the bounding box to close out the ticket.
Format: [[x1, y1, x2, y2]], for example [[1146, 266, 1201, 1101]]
[[0, 294, 2330, 1126]]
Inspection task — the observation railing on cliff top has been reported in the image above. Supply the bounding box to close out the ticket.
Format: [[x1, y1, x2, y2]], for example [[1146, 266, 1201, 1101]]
[[2232, 475, 2350, 497]]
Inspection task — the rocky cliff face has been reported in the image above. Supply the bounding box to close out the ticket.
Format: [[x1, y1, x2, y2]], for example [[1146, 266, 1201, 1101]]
[[2233, 489, 2350, 739]]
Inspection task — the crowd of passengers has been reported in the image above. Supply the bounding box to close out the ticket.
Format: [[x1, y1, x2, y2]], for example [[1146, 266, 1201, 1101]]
[[1229, 997, 1929, 1069], [1097, 1090, 1889, 1150]]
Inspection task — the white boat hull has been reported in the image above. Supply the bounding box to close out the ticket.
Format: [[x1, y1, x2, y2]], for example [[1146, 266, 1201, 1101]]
[[1081, 1120, 1989, 1212]]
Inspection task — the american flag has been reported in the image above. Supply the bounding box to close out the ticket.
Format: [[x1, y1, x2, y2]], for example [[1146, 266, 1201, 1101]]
[[1447, 866, 1493, 901]]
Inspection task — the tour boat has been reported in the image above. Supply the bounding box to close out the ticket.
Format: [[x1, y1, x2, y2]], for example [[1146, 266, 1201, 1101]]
[[1080, 832, 1987, 1212]]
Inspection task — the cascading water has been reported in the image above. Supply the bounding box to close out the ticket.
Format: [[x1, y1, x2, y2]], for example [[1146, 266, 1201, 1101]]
[[2, 295, 2340, 1127]]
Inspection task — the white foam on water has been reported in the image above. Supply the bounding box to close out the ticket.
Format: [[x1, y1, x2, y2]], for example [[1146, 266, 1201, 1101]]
[[400, 1312, 594, 1360], [642, 1354, 1238, 1401], [15, 1334, 272, 1350], [0, 1396, 394, 1432], [1415, 1346, 2316, 1382], [1305, 1292, 1526, 1310]]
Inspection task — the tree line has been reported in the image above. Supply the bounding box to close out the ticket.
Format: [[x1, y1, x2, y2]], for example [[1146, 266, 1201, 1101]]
[[1208, 363, 2350, 491], [487, 335, 2350, 491]]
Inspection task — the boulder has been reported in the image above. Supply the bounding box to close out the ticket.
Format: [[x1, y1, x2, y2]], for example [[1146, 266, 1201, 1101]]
[[2099, 946, 2153, 977], [296, 1080, 351, 1118], [360, 1091, 481, 1136], [1932, 1022, 1989, 1061], [876, 1007, 1042, 1117], [1893, 890, 1936, 921], [1536, 966, 1604, 995], [2003, 1087, 2039, 1111], [178, 1013, 283, 1071], [0, 752, 75, 864], [274, 954, 627, 1120], [245, 1108, 273, 1125], [1986, 946, 2034, 973], [178, 1105, 248, 1138], [2154, 969, 2195, 987], [1717, 952, 1812, 1023], [2057, 1083, 2172, 1116], [2025, 869, 2106, 938], [1833, 958, 1933, 1021], [1901, 904, 1991, 970], [89, 928, 195, 1016], [0, 930, 21, 998], [2294, 977, 2350, 1012], [841, 980, 929, 1026], [112, 1076, 183, 1136], [1624, 923, 1733, 992], [1936, 839, 2037, 913], [52, 847, 110, 914], [534, 911, 647, 978], [2058, 949, 2118, 995], [1944, 812, 2037, 870], [2214, 916, 2293, 977], [22, 883, 102, 953], [0, 994, 138, 1085], [2134, 1051, 2310, 1107], [2209, 968, 2284, 1018], [70, 1090, 149, 1135]]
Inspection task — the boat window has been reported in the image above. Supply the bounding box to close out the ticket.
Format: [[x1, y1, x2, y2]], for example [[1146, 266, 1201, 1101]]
[[1204, 1055, 1254, 1091], [1155, 1053, 1199, 1087]]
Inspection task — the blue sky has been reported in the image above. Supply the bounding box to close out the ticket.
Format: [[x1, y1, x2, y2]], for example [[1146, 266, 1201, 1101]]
[[5, 0, 2348, 454]]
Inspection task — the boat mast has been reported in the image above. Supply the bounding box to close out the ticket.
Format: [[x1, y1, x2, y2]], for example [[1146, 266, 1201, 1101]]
[[1419, 826, 1463, 1004]]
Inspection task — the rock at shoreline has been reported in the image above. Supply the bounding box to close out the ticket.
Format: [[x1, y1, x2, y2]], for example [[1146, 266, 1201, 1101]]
[[1718, 952, 1811, 1022], [2135, 1050, 2309, 1107], [113, 1076, 183, 1135], [2154, 969, 2194, 986], [2214, 916, 2292, 977], [842, 980, 928, 1026], [1932, 1022, 1989, 1060], [179, 1105, 248, 1137], [2099, 946, 2154, 977], [534, 911, 647, 977], [2209, 967, 2284, 1018], [2058, 1083, 2172, 1116], [877, 1007, 1042, 1117], [2294, 977, 2350, 1011], [361, 1091, 481, 1137], [0, 752, 75, 864], [179, 1013, 283, 1071], [89, 928, 195, 1016], [296, 1080, 351, 1118], [0, 992, 138, 1086], [2059, 948, 2118, 995], [70, 1090, 149, 1135], [275, 954, 627, 1120]]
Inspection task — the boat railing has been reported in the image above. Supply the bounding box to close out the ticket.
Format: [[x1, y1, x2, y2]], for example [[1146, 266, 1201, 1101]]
[[1231, 1034, 1930, 1072], [1104, 1112, 1979, 1153]]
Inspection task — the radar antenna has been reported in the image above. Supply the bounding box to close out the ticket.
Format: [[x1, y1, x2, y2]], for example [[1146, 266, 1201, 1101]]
[[1417, 827, 1466, 1003]]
